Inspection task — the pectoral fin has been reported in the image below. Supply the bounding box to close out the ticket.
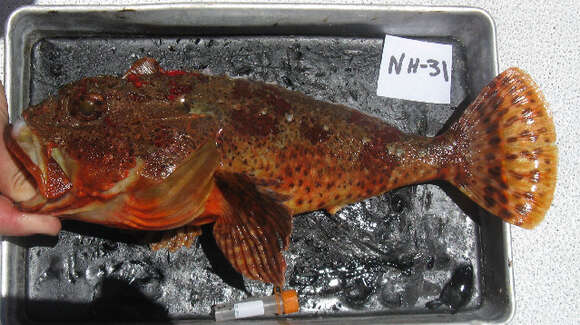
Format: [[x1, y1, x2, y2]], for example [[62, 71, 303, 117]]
[[117, 142, 220, 230], [212, 172, 293, 287]]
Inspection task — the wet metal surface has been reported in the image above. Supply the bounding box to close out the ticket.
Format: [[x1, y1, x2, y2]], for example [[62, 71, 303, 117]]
[[25, 36, 480, 321]]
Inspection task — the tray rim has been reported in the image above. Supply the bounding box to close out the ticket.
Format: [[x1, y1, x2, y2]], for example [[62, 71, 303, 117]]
[[2, 3, 513, 324]]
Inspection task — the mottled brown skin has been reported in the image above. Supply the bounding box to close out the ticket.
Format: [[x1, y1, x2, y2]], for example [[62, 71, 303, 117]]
[[22, 71, 453, 216], [10, 60, 556, 286], [213, 77, 457, 215]]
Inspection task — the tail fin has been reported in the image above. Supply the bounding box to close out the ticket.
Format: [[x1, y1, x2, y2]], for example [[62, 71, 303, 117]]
[[447, 68, 557, 229]]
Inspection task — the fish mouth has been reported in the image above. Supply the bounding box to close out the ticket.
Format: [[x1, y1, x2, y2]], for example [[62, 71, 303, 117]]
[[4, 120, 73, 206]]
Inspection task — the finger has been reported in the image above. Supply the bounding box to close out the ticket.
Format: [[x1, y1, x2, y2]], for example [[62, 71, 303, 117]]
[[0, 196, 61, 236], [0, 81, 7, 124], [0, 82, 37, 202]]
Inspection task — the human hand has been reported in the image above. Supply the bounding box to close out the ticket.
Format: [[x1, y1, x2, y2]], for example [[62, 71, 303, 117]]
[[0, 81, 61, 236]]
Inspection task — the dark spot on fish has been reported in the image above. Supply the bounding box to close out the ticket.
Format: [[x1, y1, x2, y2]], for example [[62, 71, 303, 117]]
[[232, 79, 252, 100], [301, 121, 331, 144], [520, 150, 530, 159], [509, 170, 524, 180], [359, 142, 399, 171], [497, 193, 508, 204], [502, 76, 511, 86], [305, 186, 311, 193], [506, 154, 518, 160], [524, 191, 534, 199], [500, 209, 512, 219], [486, 124, 497, 134], [504, 116, 518, 127], [520, 130, 531, 137], [515, 204, 529, 215], [489, 136, 501, 145], [484, 196, 495, 207], [492, 97, 503, 110], [230, 106, 279, 137], [499, 180, 508, 189], [485, 153, 495, 161], [334, 194, 340, 201], [297, 199, 303, 205], [191, 72, 209, 83], [507, 137, 518, 143], [484, 186, 495, 194], [488, 166, 501, 177], [522, 108, 533, 118]]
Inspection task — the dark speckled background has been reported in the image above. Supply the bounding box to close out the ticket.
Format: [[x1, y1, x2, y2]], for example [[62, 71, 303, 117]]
[[25, 36, 480, 321]]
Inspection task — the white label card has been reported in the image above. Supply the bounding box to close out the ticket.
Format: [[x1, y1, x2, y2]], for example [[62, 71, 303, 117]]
[[377, 35, 452, 104], [234, 300, 265, 319]]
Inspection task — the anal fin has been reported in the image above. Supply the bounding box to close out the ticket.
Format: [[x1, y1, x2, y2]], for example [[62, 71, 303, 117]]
[[212, 172, 293, 287], [150, 226, 202, 252]]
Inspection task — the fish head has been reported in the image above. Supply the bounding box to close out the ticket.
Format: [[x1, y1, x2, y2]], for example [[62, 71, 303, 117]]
[[5, 74, 220, 228]]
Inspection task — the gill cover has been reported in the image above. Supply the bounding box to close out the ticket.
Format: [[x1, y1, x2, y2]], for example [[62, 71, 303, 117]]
[[60, 141, 220, 230]]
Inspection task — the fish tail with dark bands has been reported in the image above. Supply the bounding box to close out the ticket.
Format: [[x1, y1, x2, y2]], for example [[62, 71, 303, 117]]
[[446, 68, 557, 229]]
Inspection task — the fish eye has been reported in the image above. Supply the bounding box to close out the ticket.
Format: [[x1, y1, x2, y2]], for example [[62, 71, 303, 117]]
[[71, 94, 105, 121]]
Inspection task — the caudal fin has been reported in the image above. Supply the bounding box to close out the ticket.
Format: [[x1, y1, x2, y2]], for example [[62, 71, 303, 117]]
[[448, 68, 557, 229]]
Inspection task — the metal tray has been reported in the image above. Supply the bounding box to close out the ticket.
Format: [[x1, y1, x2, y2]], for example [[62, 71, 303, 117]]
[[2, 4, 513, 324]]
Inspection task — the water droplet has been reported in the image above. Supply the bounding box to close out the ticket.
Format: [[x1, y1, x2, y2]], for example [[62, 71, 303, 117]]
[[426, 264, 473, 313]]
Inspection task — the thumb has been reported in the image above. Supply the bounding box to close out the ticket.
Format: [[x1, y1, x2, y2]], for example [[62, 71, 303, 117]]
[[0, 81, 38, 202]]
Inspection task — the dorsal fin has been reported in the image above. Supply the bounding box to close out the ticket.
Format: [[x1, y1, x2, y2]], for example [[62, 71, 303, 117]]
[[122, 57, 162, 78], [212, 172, 293, 287]]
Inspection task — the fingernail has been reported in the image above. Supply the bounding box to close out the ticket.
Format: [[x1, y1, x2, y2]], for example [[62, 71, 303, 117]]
[[20, 214, 61, 236]]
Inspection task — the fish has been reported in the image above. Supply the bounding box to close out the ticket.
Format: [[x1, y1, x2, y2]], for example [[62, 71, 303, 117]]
[[5, 57, 557, 287]]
